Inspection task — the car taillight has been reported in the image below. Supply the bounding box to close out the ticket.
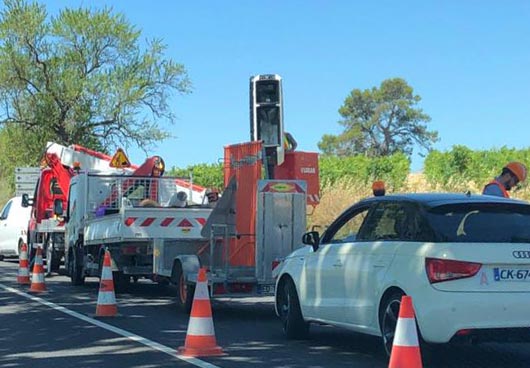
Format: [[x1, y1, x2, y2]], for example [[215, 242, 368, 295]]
[[425, 257, 482, 284]]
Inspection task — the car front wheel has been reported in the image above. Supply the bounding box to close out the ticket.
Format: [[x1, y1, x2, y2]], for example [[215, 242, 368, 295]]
[[278, 278, 309, 339]]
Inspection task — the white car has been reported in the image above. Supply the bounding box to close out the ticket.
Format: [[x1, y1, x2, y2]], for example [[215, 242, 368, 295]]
[[0, 196, 31, 259], [275, 193, 530, 355]]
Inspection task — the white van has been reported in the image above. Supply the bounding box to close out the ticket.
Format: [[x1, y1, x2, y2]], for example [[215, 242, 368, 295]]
[[0, 196, 31, 259]]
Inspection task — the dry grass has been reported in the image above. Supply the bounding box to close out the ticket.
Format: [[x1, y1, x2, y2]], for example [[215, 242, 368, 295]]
[[309, 178, 371, 230], [308, 173, 530, 229]]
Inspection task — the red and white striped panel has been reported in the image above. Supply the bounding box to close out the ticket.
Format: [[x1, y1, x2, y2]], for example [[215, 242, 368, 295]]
[[124, 217, 207, 228]]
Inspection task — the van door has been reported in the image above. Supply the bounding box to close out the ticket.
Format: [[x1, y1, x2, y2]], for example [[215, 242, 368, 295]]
[[0, 199, 17, 254]]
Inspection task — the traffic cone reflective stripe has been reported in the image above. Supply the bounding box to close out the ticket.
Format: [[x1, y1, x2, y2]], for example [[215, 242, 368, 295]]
[[29, 247, 46, 292], [95, 250, 118, 317], [17, 243, 30, 285], [388, 295, 422, 368], [178, 268, 223, 357]]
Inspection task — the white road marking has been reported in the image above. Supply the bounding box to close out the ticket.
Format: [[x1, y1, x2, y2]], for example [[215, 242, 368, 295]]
[[0, 283, 222, 368]]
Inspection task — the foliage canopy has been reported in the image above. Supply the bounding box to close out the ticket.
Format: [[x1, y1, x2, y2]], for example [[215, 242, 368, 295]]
[[319, 78, 438, 158], [0, 0, 191, 155]]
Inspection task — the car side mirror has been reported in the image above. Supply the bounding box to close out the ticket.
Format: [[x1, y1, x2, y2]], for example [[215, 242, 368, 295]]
[[21, 193, 33, 207], [302, 231, 320, 252], [53, 199, 64, 216]]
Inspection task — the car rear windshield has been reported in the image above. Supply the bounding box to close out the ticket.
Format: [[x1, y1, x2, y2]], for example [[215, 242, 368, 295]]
[[426, 202, 530, 243]]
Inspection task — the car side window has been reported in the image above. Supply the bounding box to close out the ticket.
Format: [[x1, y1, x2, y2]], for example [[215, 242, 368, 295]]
[[0, 200, 12, 220], [358, 202, 415, 241], [328, 207, 370, 243]]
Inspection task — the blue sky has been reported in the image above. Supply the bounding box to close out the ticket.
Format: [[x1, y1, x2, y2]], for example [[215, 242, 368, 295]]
[[41, 1, 530, 172]]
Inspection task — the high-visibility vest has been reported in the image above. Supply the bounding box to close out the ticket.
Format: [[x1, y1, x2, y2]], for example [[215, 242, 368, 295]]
[[483, 180, 509, 198]]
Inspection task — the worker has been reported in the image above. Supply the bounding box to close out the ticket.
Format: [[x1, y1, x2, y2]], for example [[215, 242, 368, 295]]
[[482, 161, 527, 198], [139, 198, 159, 207], [372, 181, 386, 196]]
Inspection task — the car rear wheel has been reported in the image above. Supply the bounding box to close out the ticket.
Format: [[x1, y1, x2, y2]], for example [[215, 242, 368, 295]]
[[278, 278, 309, 339], [380, 291, 404, 357]]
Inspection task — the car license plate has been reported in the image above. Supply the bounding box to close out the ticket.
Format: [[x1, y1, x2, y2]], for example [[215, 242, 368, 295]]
[[258, 284, 275, 294], [493, 268, 530, 281]]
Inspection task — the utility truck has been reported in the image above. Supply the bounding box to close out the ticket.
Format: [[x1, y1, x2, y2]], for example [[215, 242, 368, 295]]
[[63, 154, 216, 290], [22, 142, 132, 275]]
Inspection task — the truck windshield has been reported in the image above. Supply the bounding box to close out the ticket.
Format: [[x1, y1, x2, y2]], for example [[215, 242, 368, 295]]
[[426, 203, 530, 243]]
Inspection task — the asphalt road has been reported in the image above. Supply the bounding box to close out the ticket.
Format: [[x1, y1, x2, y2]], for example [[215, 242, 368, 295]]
[[1, 260, 530, 368]]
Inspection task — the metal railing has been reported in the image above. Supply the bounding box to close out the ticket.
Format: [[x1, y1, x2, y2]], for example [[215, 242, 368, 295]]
[[86, 175, 194, 215]]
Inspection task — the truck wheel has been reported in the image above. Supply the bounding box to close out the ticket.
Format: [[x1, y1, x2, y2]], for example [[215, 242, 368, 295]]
[[69, 248, 85, 286], [51, 252, 62, 272], [172, 262, 194, 314], [113, 271, 130, 293], [278, 278, 309, 339]]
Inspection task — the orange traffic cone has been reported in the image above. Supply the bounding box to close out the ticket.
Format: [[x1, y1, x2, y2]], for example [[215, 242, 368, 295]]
[[29, 247, 46, 292], [95, 250, 118, 317], [178, 268, 224, 357], [388, 295, 422, 368], [17, 243, 30, 285]]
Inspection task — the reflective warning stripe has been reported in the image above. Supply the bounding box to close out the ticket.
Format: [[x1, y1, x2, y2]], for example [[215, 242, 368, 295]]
[[186, 317, 215, 336], [160, 217, 174, 227], [141, 218, 155, 227], [392, 318, 419, 347], [97, 291, 117, 305], [18, 268, 29, 276], [32, 272, 44, 283], [101, 267, 113, 280], [124, 217, 204, 228], [193, 283, 209, 300]]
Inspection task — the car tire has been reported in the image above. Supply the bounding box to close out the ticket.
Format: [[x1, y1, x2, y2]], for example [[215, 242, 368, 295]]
[[278, 278, 309, 339], [172, 262, 194, 314]]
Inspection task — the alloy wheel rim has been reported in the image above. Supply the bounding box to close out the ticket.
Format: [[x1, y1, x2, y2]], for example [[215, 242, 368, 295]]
[[281, 284, 291, 319], [382, 299, 400, 355]]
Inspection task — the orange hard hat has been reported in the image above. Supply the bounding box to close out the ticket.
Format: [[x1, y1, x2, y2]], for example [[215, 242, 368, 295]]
[[504, 161, 527, 182]]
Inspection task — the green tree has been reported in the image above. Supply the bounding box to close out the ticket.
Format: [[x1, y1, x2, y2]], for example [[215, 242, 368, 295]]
[[319, 78, 438, 157], [0, 0, 191, 155]]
